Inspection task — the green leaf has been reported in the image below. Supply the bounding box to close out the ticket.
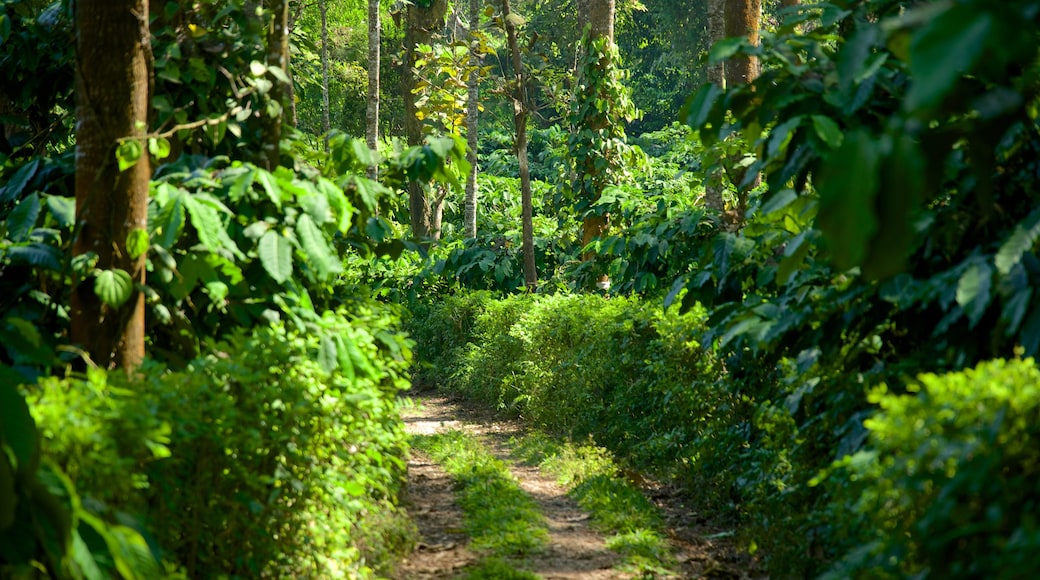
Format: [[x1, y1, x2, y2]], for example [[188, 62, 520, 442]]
[[0, 159, 40, 203], [862, 133, 925, 280], [335, 335, 355, 382], [255, 169, 283, 209], [778, 232, 812, 285], [94, 269, 134, 308], [996, 209, 1040, 275], [6, 192, 40, 242], [6, 244, 60, 275], [906, 5, 992, 112], [956, 261, 993, 328], [45, 195, 75, 228], [116, 140, 143, 172], [682, 83, 722, 130], [126, 229, 149, 260], [760, 189, 799, 216], [318, 334, 338, 374], [258, 230, 293, 284], [816, 129, 881, 269], [709, 37, 745, 63], [183, 195, 223, 251], [148, 137, 171, 160], [810, 115, 843, 149], [296, 214, 341, 279], [317, 177, 353, 234], [0, 379, 38, 479], [154, 187, 186, 249]]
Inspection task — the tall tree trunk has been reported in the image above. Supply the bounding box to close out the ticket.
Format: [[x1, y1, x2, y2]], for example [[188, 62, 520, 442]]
[[501, 0, 536, 290], [403, 0, 448, 240], [464, 0, 480, 238], [71, 0, 150, 372], [580, 0, 615, 291], [320, 0, 331, 150], [262, 0, 290, 169], [724, 0, 761, 223], [703, 0, 727, 213], [366, 0, 380, 177]]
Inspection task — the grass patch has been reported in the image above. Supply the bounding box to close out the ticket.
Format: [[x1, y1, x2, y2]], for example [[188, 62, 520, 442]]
[[411, 430, 548, 577], [510, 431, 677, 577]]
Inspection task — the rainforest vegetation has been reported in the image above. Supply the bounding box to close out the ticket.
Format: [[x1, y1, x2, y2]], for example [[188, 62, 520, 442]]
[[1, 0, 1039, 577]]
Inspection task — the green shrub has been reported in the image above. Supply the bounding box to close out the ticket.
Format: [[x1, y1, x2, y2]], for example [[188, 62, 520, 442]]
[[26, 309, 414, 578], [819, 358, 1040, 578]]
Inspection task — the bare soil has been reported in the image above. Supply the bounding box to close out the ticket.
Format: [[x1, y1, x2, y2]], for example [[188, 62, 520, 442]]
[[393, 390, 766, 579]]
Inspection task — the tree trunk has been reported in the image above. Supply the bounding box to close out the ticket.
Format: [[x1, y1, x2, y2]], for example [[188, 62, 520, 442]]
[[403, 0, 448, 239], [501, 0, 536, 290], [464, 0, 480, 238], [580, 0, 614, 291], [704, 0, 727, 213], [71, 0, 150, 372], [724, 0, 760, 87], [320, 0, 331, 150], [724, 0, 761, 222], [262, 0, 290, 169], [366, 0, 380, 177]]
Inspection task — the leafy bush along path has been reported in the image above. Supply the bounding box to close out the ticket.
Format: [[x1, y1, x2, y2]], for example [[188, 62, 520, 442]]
[[396, 393, 763, 579]]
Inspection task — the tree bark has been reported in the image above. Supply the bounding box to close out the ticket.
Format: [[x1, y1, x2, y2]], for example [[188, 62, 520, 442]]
[[403, 0, 448, 239], [262, 0, 290, 169], [366, 0, 380, 177], [704, 0, 727, 213], [71, 0, 150, 372], [580, 0, 614, 291], [320, 0, 331, 150], [464, 0, 480, 239], [724, 0, 761, 222], [502, 0, 536, 290]]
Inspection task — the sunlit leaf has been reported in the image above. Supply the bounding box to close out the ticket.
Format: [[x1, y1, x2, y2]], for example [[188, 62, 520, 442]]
[[116, 140, 143, 172], [258, 230, 292, 284], [94, 269, 134, 308]]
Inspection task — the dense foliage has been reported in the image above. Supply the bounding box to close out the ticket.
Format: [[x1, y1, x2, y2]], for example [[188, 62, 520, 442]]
[[2, 0, 1038, 576]]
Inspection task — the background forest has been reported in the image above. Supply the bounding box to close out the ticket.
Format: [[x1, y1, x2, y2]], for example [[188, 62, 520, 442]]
[[1, 0, 1039, 577]]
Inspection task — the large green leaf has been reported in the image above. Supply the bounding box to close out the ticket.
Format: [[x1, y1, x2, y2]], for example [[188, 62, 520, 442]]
[[905, 5, 992, 112], [182, 195, 223, 252], [295, 214, 340, 279], [7, 243, 62, 271], [996, 209, 1040, 275], [0, 159, 40, 203], [0, 378, 38, 480], [6, 192, 40, 243], [816, 129, 881, 270], [956, 261, 993, 328], [317, 177, 353, 234], [862, 133, 925, 280], [94, 269, 134, 308], [45, 195, 75, 229], [258, 230, 292, 284]]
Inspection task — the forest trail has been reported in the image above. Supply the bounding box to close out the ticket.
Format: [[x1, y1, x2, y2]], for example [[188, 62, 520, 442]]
[[394, 391, 764, 579]]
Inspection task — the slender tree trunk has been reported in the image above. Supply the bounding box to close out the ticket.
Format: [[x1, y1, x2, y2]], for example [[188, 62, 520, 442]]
[[464, 0, 480, 238], [366, 0, 380, 177], [71, 0, 150, 372], [501, 0, 536, 289], [262, 0, 290, 169], [724, 0, 761, 223], [403, 0, 448, 239], [704, 0, 727, 213], [579, 0, 614, 291], [320, 0, 331, 150]]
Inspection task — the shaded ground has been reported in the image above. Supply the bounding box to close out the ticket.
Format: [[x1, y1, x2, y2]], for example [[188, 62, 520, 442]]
[[394, 389, 765, 579]]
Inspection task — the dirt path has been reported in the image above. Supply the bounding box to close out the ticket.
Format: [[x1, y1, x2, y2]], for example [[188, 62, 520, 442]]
[[394, 391, 764, 579]]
